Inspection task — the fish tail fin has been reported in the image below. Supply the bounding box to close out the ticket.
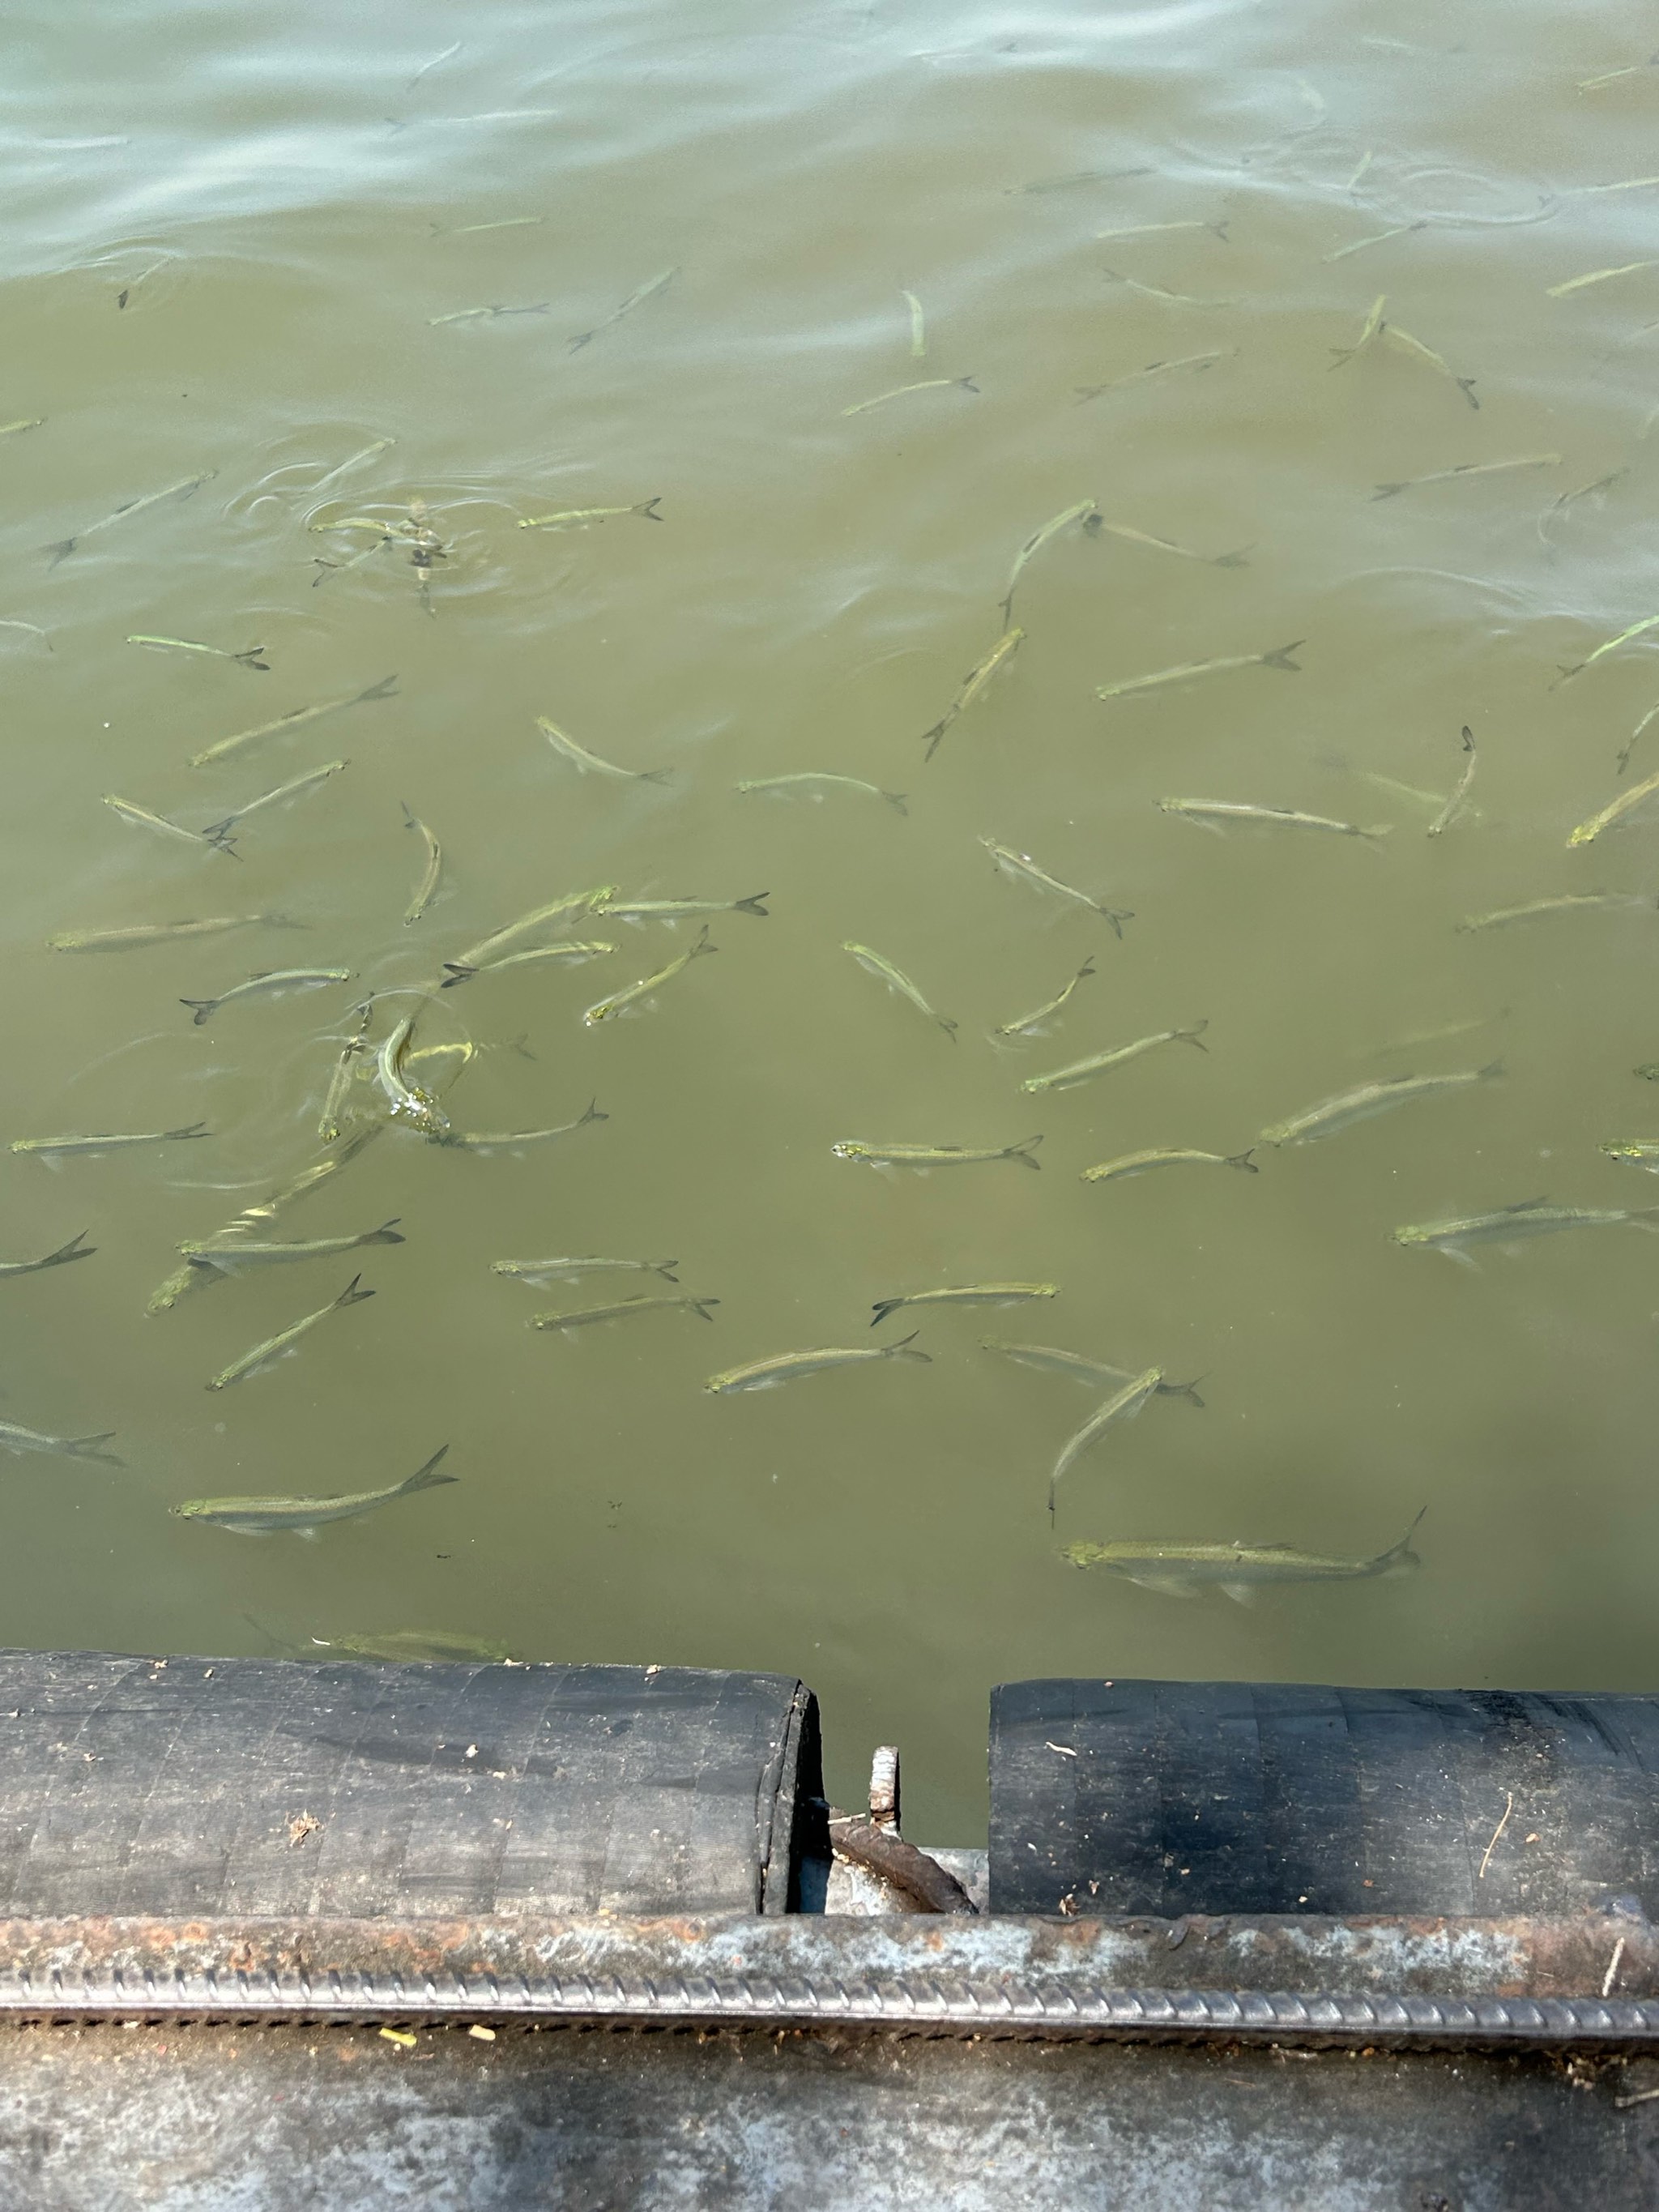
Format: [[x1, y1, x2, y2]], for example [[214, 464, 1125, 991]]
[[1208, 219, 1230, 241], [882, 791, 908, 814], [180, 1000, 217, 1024], [735, 892, 770, 917], [165, 1122, 211, 1138], [334, 1274, 375, 1309], [690, 925, 719, 955], [1179, 1022, 1210, 1050], [1007, 1134, 1045, 1169], [1633, 1206, 1659, 1232], [440, 963, 476, 987], [692, 1298, 720, 1322], [869, 1299, 901, 1329], [1171, 1377, 1206, 1407], [940, 1016, 958, 1041], [922, 719, 949, 760], [638, 767, 675, 784], [1456, 377, 1479, 410], [1361, 823, 1394, 841], [1210, 545, 1252, 567], [634, 497, 663, 519], [41, 1232, 96, 1269], [957, 376, 979, 392], [401, 800, 418, 828], [580, 1099, 607, 1126], [997, 591, 1016, 624], [1263, 640, 1304, 671], [1478, 1058, 1505, 1081], [1077, 954, 1097, 980], [1371, 483, 1405, 502], [887, 1330, 932, 1364], [66, 1433, 122, 1465], [360, 674, 399, 704], [653, 1260, 680, 1282], [1097, 904, 1134, 937], [1226, 1149, 1259, 1173], [399, 1445, 458, 1496], [201, 817, 236, 845], [233, 647, 269, 668], [369, 1219, 405, 1245], [1377, 1505, 1428, 1572]]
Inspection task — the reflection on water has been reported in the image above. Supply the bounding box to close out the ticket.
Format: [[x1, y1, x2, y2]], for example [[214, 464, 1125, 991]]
[[2, 0, 1659, 1838]]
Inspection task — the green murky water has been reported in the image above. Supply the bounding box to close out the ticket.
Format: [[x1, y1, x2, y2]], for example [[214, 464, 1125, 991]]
[[4, 0, 1659, 1840]]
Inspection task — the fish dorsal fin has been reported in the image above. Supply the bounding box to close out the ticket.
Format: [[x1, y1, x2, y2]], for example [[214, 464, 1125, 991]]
[[1504, 1196, 1551, 1213]]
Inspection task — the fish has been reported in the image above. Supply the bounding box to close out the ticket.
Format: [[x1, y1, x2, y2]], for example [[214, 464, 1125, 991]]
[[1000, 502, 1098, 621], [310, 1629, 517, 1663], [1538, 470, 1624, 551], [0, 1231, 96, 1279], [594, 894, 767, 925], [991, 957, 1096, 1040], [12, 1123, 208, 1158], [1567, 766, 1659, 846], [45, 470, 215, 564], [531, 1296, 719, 1330], [1546, 259, 1659, 299], [433, 215, 548, 236], [1427, 727, 1478, 837], [537, 715, 672, 784], [173, 1445, 456, 1535], [1048, 1367, 1163, 1520], [1324, 223, 1428, 263], [127, 634, 269, 668], [1600, 1142, 1659, 1172], [870, 1284, 1056, 1326], [427, 301, 551, 325], [1158, 799, 1387, 839], [180, 967, 351, 1025], [1095, 641, 1303, 702], [317, 1002, 375, 1144], [902, 289, 926, 357], [979, 839, 1132, 930], [202, 1124, 386, 1253], [1576, 175, 1659, 193], [1007, 166, 1154, 194], [1022, 1023, 1208, 1095], [980, 1340, 1204, 1405], [1372, 455, 1560, 501], [49, 913, 308, 953], [1099, 269, 1235, 309], [1356, 1010, 1508, 1061], [1380, 325, 1479, 408], [842, 375, 979, 417], [569, 267, 679, 352], [1094, 520, 1250, 567], [400, 801, 442, 923], [706, 1334, 931, 1393], [1074, 350, 1235, 402], [1261, 1063, 1502, 1147], [842, 943, 956, 1039], [493, 1255, 680, 1285], [518, 498, 662, 530], [0, 417, 44, 438], [375, 1014, 452, 1138], [104, 795, 237, 857], [582, 928, 717, 1024], [440, 942, 614, 984], [832, 1134, 1043, 1170], [179, 1219, 403, 1273], [1636, 1065, 1659, 1081], [1392, 1199, 1659, 1258], [1062, 1511, 1426, 1598], [1328, 294, 1388, 368], [206, 1274, 376, 1390], [449, 886, 617, 972], [1457, 892, 1655, 931], [306, 438, 394, 497], [439, 1100, 607, 1152], [1577, 61, 1659, 92], [408, 38, 463, 87], [1094, 218, 1228, 243], [203, 762, 348, 842], [736, 773, 906, 813], [923, 627, 1022, 758], [188, 675, 398, 768], [0, 1420, 122, 1466], [1559, 612, 1659, 685], [1081, 1147, 1257, 1184]]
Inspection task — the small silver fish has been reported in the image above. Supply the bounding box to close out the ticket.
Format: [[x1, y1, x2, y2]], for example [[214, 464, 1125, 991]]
[[872, 1284, 1056, 1326], [1063, 1511, 1425, 1598], [582, 929, 716, 1024], [0, 1419, 121, 1466], [1048, 1367, 1163, 1519], [842, 942, 956, 1039], [0, 1230, 96, 1279], [493, 1255, 679, 1286], [181, 968, 351, 1025], [439, 1100, 607, 1152], [568, 267, 679, 352], [203, 762, 348, 843], [1372, 455, 1560, 501], [1023, 1024, 1207, 1095], [1096, 641, 1303, 702], [1457, 892, 1655, 932], [531, 1295, 719, 1330], [538, 715, 671, 784], [1262, 1063, 1501, 1147], [206, 1274, 375, 1390], [189, 676, 398, 769], [736, 773, 906, 813], [104, 795, 237, 857], [1081, 1147, 1257, 1184], [180, 1219, 403, 1272], [706, 1334, 929, 1393], [49, 914, 305, 952], [842, 375, 978, 419], [45, 471, 215, 564], [991, 957, 1096, 1041], [13, 1123, 208, 1159], [923, 629, 1021, 760], [1393, 1199, 1659, 1259], [833, 1135, 1043, 1170], [1000, 502, 1098, 621], [1158, 799, 1387, 840], [980, 1340, 1203, 1405], [518, 498, 662, 530], [979, 839, 1132, 931], [173, 1446, 456, 1534]]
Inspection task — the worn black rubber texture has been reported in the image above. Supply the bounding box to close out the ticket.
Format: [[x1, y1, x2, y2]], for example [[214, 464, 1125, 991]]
[[990, 1678, 1659, 1917], [0, 1653, 815, 1918]]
